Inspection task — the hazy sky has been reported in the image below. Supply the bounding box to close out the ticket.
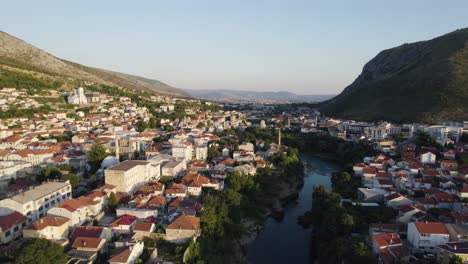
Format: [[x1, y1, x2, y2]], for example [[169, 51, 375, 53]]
[[2, 1, 467, 94]]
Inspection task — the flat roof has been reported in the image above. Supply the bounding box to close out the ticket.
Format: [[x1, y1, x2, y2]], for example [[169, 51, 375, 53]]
[[11, 181, 70, 204], [107, 160, 149, 171]]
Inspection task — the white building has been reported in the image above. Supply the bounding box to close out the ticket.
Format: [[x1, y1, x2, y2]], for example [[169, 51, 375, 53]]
[[105, 160, 159, 193], [172, 144, 193, 162], [0, 161, 32, 181], [421, 152, 437, 164], [0, 180, 72, 223], [67, 87, 88, 105], [108, 241, 144, 264], [195, 145, 208, 160], [364, 122, 390, 140], [22, 216, 70, 240], [161, 160, 186, 178], [407, 222, 449, 252]]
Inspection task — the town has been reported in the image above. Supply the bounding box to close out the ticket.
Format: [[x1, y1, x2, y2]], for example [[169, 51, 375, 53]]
[[1, 83, 468, 264]]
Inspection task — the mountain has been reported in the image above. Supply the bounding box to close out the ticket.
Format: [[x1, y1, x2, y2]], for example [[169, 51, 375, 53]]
[[0, 31, 189, 97], [320, 28, 468, 122], [185, 89, 334, 102]]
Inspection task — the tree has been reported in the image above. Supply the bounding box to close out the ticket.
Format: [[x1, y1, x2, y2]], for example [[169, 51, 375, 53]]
[[391, 132, 404, 143], [61, 173, 80, 189], [451, 255, 463, 264], [13, 238, 68, 264], [88, 144, 107, 172], [207, 146, 219, 161], [107, 192, 118, 213]]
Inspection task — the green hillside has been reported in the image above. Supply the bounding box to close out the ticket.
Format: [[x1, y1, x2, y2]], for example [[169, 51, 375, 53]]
[[320, 28, 468, 123], [0, 31, 189, 97]]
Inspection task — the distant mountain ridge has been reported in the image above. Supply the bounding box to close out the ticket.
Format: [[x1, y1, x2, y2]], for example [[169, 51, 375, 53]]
[[185, 89, 334, 102], [320, 28, 468, 122], [0, 31, 189, 97]]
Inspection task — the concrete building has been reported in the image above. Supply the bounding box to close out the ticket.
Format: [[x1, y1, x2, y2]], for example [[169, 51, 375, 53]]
[[165, 215, 200, 244], [408, 222, 449, 252], [0, 211, 27, 244], [23, 216, 70, 240], [172, 143, 193, 161], [0, 180, 72, 223], [161, 160, 186, 178], [195, 145, 208, 160], [105, 160, 159, 193], [0, 161, 32, 181], [67, 87, 88, 105]]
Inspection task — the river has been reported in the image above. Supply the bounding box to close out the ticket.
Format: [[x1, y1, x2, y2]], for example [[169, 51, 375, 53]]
[[245, 154, 340, 264]]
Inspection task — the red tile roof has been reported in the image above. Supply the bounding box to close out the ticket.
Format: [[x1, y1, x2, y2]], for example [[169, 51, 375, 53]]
[[414, 222, 448, 235], [109, 214, 137, 227], [372, 232, 402, 248], [166, 215, 200, 231], [72, 237, 105, 250], [25, 217, 69, 230], [0, 211, 27, 231], [70, 226, 104, 239]]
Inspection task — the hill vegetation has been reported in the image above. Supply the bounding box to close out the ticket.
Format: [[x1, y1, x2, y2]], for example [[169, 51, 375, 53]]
[[320, 28, 468, 122], [0, 31, 189, 97]]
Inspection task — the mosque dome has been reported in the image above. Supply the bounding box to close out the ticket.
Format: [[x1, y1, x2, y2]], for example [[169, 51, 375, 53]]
[[101, 156, 119, 169]]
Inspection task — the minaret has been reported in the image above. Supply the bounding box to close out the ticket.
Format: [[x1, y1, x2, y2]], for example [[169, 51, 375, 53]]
[[115, 135, 119, 160], [278, 129, 282, 146]]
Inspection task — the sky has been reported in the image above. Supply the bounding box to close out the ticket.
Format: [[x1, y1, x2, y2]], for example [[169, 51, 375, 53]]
[[1, 1, 468, 95]]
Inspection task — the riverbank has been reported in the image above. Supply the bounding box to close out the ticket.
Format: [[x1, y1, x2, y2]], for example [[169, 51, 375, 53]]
[[244, 154, 340, 264], [239, 177, 303, 247]]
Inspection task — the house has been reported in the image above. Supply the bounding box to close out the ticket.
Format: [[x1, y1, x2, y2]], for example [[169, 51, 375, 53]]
[[168, 197, 203, 215], [397, 205, 425, 224], [23, 216, 70, 241], [47, 199, 89, 227], [133, 222, 155, 240], [0, 211, 27, 244], [353, 163, 367, 176], [109, 215, 137, 234], [441, 160, 459, 170], [421, 152, 437, 164], [357, 188, 389, 202], [165, 183, 188, 198], [165, 215, 200, 244], [362, 166, 378, 186], [68, 237, 107, 263], [108, 241, 144, 264], [371, 232, 402, 254], [145, 196, 167, 210], [407, 222, 449, 252], [385, 193, 414, 208], [70, 226, 112, 241], [136, 182, 165, 196], [436, 241, 468, 264]]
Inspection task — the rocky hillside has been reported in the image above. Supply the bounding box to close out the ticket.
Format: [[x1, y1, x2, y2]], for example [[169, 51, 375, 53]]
[[320, 28, 468, 122], [0, 31, 189, 97]]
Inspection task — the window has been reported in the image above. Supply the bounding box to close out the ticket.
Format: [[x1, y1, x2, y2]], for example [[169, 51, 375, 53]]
[[14, 226, 18, 232], [5, 231, 11, 237]]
